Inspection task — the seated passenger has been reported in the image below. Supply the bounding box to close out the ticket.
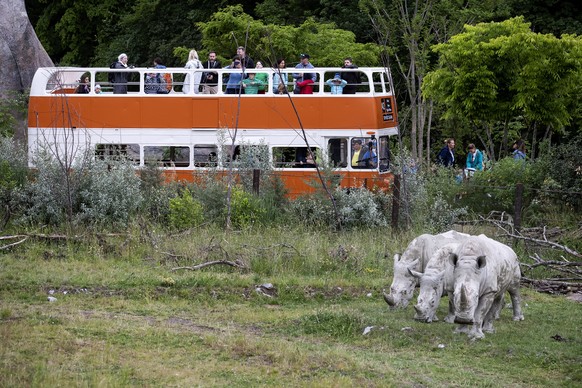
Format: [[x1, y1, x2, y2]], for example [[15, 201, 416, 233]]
[[242, 73, 264, 94]]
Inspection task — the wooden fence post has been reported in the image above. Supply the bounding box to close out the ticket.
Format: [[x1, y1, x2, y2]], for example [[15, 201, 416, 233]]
[[252, 169, 260, 195]]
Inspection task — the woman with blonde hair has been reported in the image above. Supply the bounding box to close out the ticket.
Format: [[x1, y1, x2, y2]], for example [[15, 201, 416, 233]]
[[183, 49, 202, 94]]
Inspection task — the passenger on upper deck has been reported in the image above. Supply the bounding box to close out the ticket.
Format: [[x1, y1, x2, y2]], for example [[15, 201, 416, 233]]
[[75, 74, 90, 94], [293, 54, 317, 85], [254, 61, 268, 94], [273, 58, 288, 94], [112, 53, 130, 94], [325, 74, 347, 95], [225, 56, 243, 94], [201, 51, 221, 94], [242, 73, 264, 94], [94, 84, 102, 94], [236, 46, 255, 69], [183, 50, 202, 94], [340, 57, 360, 94]]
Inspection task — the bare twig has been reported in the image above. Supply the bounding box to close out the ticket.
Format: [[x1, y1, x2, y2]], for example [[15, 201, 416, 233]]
[[0, 237, 27, 250], [172, 259, 247, 271]]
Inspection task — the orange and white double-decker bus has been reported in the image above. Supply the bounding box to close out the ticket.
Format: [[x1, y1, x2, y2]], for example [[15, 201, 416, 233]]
[[27, 65, 398, 197]]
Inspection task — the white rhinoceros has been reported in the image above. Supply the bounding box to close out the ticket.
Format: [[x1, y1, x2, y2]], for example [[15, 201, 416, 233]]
[[408, 242, 460, 323], [449, 234, 524, 339], [383, 230, 469, 309]]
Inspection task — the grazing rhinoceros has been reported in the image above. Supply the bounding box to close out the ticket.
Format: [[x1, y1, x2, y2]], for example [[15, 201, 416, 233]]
[[408, 243, 460, 323], [449, 235, 524, 339], [383, 230, 470, 309]]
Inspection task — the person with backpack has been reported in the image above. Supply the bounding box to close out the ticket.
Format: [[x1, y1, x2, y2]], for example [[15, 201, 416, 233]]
[[111, 53, 130, 94]]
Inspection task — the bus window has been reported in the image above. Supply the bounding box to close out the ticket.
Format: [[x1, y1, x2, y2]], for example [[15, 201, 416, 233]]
[[351, 137, 377, 169], [372, 71, 392, 93], [144, 146, 190, 167], [379, 135, 391, 173], [327, 138, 348, 168], [221, 144, 269, 168], [194, 144, 218, 167], [95, 144, 140, 165], [272, 146, 318, 168]]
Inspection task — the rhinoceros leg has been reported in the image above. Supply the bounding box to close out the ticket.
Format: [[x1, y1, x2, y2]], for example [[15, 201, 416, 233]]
[[444, 292, 456, 323], [454, 324, 470, 334], [508, 283, 524, 321], [471, 294, 495, 339], [483, 294, 504, 333]]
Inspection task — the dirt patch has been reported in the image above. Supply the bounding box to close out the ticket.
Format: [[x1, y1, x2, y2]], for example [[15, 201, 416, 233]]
[[566, 292, 582, 303]]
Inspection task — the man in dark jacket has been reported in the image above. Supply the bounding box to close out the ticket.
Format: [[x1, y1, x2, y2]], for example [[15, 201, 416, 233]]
[[236, 46, 255, 69], [437, 138, 456, 167], [340, 57, 360, 94], [201, 51, 221, 94]]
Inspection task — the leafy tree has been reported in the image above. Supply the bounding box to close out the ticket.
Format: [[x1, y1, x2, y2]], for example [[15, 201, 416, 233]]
[[422, 17, 582, 161], [197, 5, 381, 67], [361, 0, 509, 165]]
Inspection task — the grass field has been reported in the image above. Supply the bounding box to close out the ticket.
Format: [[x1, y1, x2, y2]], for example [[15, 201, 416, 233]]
[[1, 226, 580, 387]]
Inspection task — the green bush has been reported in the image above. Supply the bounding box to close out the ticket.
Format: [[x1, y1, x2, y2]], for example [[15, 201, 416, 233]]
[[168, 188, 204, 230], [228, 185, 266, 228]]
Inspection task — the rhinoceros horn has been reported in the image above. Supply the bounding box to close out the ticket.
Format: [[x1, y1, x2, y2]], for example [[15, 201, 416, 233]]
[[460, 285, 469, 310], [407, 267, 423, 278], [383, 292, 396, 307]]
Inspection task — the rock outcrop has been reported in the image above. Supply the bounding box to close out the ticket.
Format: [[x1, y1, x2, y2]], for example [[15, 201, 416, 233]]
[[0, 0, 54, 97]]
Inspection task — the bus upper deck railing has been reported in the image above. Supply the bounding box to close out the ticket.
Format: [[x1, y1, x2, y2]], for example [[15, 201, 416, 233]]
[[30, 66, 395, 96]]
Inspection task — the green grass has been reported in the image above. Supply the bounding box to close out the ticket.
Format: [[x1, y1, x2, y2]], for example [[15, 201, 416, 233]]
[[0, 226, 580, 387]]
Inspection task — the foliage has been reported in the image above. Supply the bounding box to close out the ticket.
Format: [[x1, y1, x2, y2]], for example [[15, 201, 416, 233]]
[[0, 91, 28, 138], [423, 17, 582, 160], [534, 137, 582, 211], [168, 188, 204, 230], [19, 151, 142, 228], [76, 158, 144, 227], [0, 138, 29, 229], [227, 185, 266, 229], [197, 5, 381, 67]]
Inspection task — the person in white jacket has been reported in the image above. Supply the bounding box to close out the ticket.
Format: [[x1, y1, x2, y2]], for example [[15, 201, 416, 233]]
[[183, 49, 202, 94]]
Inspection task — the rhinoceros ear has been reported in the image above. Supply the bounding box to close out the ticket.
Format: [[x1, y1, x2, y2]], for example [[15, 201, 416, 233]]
[[407, 267, 423, 278], [477, 255, 487, 268], [449, 253, 458, 266], [394, 253, 401, 264]]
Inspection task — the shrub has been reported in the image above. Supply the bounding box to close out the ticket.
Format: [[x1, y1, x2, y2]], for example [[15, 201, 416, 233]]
[[0, 138, 28, 228], [228, 185, 266, 228], [77, 158, 143, 227], [168, 188, 204, 230]]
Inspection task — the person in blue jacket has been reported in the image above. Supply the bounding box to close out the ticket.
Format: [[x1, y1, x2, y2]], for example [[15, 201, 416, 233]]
[[437, 138, 455, 167]]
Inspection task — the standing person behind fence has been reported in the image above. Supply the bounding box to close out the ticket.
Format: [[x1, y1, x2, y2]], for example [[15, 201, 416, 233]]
[[236, 46, 255, 69], [340, 57, 360, 94], [512, 139, 526, 160], [183, 50, 202, 94], [293, 53, 317, 91], [201, 51, 221, 94], [112, 53, 130, 94], [273, 58, 288, 94], [436, 138, 456, 167]]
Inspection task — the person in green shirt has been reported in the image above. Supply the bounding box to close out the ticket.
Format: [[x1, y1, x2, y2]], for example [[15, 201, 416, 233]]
[[255, 61, 269, 94], [242, 73, 264, 94]]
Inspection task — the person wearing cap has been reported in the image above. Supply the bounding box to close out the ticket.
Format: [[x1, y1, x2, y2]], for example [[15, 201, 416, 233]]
[[325, 74, 347, 95], [236, 46, 255, 69], [293, 53, 317, 87], [94, 84, 102, 94]]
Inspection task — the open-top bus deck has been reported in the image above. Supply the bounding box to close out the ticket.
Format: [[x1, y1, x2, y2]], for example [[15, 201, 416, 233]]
[[28, 66, 398, 196]]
